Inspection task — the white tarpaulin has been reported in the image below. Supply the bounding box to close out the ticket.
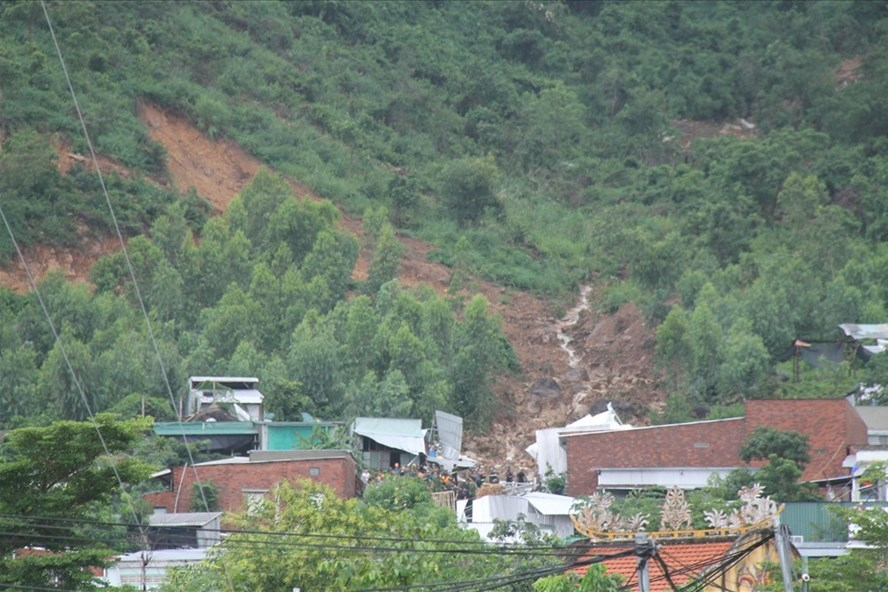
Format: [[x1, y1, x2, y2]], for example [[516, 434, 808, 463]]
[[352, 417, 427, 456], [526, 402, 631, 476]]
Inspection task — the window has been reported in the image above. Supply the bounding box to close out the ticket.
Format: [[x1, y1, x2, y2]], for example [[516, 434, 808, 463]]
[[309, 467, 320, 476]]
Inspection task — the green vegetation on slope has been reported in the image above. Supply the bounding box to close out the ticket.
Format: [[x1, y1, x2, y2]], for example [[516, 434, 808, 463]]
[[1, 1, 888, 423], [0, 171, 513, 427]]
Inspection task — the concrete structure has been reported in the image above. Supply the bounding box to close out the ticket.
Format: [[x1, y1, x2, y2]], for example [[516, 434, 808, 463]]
[[562, 399, 868, 497], [186, 376, 263, 421], [526, 402, 630, 478], [143, 449, 358, 513]]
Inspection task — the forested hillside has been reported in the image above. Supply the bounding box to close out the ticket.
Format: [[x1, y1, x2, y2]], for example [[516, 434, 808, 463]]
[[1, 1, 888, 454]]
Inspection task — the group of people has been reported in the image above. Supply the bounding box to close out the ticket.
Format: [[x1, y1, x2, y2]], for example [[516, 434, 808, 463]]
[[359, 461, 531, 501]]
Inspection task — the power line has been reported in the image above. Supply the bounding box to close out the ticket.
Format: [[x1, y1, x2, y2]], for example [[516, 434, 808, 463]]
[[24, 4, 233, 591], [38, 0, 218, 519], [0, 512, 578, 553]]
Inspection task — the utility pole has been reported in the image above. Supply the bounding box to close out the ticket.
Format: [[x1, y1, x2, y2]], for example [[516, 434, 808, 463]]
[[774, 524, 795, 592], [635, 532, 652, 592]]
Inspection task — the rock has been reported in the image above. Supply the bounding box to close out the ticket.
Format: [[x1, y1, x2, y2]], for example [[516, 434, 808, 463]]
[[562, 367, 589, 383], [530, 377, 560, 397]]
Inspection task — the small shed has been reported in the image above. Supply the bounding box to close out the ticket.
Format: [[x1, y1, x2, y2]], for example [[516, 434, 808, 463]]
[[463, 491, 577, 540], [351, 417, 426, 471], [148, 511, 222, 549]]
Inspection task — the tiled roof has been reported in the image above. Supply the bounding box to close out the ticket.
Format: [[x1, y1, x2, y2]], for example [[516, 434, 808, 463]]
[[744, 399, 868, 482], [574, 540, 734, 592]]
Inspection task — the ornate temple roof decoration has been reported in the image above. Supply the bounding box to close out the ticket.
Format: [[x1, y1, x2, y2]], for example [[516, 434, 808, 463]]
[[571, 484, 781, 541]]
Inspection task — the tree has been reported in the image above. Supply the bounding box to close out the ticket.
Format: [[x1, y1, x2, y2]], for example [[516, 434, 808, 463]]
[[740, 426, 809, 467], [533, 564, 623, 592], [450, 295, 511, 426], [365, 223, 404, 295], [0, 415, 153, 590], [737, 426, 820, 501], [439, 156, 502, 226]]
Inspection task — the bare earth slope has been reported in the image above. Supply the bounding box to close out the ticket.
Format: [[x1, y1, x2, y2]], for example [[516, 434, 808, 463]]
[[1, 105, 663, 472]]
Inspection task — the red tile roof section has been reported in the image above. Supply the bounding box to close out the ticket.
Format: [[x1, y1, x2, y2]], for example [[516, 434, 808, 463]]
[[744, 399, 867, 482], [574, 540, 734, 592]]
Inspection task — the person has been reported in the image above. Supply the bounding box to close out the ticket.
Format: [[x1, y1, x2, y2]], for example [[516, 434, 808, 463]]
[[361, 469, 371, 486], [392, 462, 402, 476], [517, 469, 527, 483], [505, 467, 514, 483]]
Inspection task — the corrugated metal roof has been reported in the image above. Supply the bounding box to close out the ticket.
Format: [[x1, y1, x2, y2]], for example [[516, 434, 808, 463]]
[[855, 406, 888, 431], [154, 421, 257, 436], [190, 376, 259, 384], [523, 492, 576, 516], [114, 548, 207, 562], [352, 417, 426, 455], [149, 512, 222, 527], [839, 324, 888, 340], [197, 389, 264, 405]]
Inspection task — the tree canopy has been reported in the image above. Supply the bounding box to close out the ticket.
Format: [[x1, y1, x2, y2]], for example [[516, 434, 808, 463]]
[[0, 415, 153, 590]]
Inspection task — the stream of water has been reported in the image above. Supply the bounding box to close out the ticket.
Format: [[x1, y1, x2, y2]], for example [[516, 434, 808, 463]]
[[556, 285, 592, 368]]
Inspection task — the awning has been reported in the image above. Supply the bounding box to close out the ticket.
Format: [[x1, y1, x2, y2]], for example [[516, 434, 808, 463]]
[[352, 417, 426, 456]]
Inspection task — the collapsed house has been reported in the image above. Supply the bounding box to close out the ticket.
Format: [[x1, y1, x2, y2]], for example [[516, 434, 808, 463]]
[[350, 410, 475, 472], [525, 402, 631, 478]]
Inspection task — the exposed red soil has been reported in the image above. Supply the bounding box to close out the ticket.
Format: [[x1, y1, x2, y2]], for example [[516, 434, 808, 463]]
[[835, 56, 861, 89], [1, 105, 663, 472], [0, 235, 121, 293]]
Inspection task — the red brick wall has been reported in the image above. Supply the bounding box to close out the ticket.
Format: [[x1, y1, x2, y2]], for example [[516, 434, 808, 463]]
[[562, 400, 869, 496], [743, 399, 867, 482], [144, 457, 357, 513], [564, 418, 746, 496]]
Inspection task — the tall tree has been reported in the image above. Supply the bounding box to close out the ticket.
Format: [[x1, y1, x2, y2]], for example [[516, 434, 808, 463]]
[[0, 415, 153, 590]]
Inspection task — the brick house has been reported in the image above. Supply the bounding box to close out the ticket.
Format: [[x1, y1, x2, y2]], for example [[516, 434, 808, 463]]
[[143, 450, 358, 513], [562, 399, 868, 497]]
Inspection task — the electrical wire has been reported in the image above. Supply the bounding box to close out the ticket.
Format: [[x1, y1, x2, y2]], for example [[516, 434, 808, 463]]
[[17, 5, 234, 591], [356, 548, 638, 592], [38, 0, 218, 518], [0, 513, 579, 554]]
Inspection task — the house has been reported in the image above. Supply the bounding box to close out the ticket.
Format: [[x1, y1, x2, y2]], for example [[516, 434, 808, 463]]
[[853, 404, 888, 446], [143, 449, 358, 513], [461, 491, 577, 540], [561, 399, 868, 497], [526, 402, 631, 478], [570, 485, 796, 591]]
